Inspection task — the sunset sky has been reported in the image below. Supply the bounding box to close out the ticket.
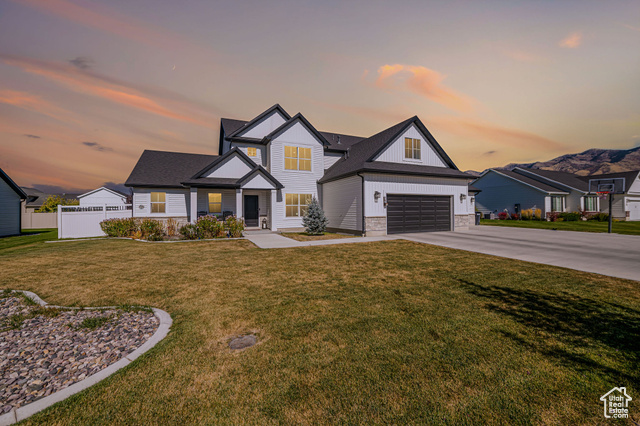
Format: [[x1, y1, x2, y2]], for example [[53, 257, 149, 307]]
[[1, 0, 639, 192]]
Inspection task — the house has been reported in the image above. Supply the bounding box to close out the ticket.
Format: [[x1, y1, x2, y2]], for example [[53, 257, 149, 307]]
[[0, 168, 27, 237], [78, 187, 128, 206], [125, 104, 475, 235], [21, 187, 79, 212], [473, 167, 640, 220]]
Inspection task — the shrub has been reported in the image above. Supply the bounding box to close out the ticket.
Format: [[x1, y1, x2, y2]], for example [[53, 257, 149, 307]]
[[521, 209, 533, 220], [179, 224, 198, 240], [165, 218, 179, 236], [302, 197, 329, 234], [497, 212, 509, 220], [196, 215, 225, 239], [224, 215, 245, 238], [559, 212, 580, 222], [35, 195, 79, 212], [510, 213, 519, 220], [588, 212, 609, 222], [547, 212, 559, 222], [534, 209, 542, 220], [140, 219, 164, 241], [100, 217, 138, 237]]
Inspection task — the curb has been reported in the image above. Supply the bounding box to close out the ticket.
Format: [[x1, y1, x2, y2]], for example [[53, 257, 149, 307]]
[[0, 291, 172, 425]]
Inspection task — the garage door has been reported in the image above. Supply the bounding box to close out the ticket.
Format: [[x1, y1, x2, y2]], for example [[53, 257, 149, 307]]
[[387, 194, 451, 234]]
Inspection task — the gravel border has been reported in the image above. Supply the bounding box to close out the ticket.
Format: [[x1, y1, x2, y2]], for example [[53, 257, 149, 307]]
[[0, 291, 172, 426]]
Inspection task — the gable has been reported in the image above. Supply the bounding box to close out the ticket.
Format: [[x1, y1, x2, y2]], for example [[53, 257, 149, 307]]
[[237, 111, 288, 139], [271, 121, 324, 146], [241, 173, 276, 190], [372, 124, 447, 167], [204, 155, 253, 179]]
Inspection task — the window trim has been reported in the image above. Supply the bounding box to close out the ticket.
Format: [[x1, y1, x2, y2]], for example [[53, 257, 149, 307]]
[[208, 192, 222, 214], [285, 193, 313, 218], [404, 137, 421, 161], [150, 191, 166, 214], [550, 195, 564, 212], [284, 145, 312, 172], [584, 195, 597, 212]]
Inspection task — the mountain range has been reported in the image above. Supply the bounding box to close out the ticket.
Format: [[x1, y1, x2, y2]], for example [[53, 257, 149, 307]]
[[466, 146, 640, 177]]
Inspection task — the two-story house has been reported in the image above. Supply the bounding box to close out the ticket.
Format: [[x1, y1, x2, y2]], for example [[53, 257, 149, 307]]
[[125, 104, 475, 235]]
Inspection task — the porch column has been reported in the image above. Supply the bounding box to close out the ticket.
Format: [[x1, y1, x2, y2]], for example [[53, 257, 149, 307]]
[[190, 187, 197, 223], [236, 189, 243, 220], [270, 190, 278, 231]]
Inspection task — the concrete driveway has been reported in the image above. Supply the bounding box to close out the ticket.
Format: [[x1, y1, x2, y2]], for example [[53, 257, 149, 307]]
[[401, 226, 640, 281]]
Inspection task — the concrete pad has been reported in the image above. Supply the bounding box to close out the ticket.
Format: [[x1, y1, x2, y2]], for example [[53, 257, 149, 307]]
[[401, 226, 640, 281]]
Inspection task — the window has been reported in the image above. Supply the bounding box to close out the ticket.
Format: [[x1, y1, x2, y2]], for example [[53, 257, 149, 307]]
[[247, 147, 257, 157], [584, 195, 597, 211], [284, 146, 312, 171], [551, 196, 564, 212], [285, 193, 312, 217], [208, 193, 222, 213], [404, 138, 421, 160], [150, 192, 166, 213]]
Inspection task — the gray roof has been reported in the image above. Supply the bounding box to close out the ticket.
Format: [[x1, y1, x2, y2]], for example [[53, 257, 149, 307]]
[[21, 187, 79, 207], [580, 170, 639, 193], [125, 150, 219, 188], [490, 169, 569, 194], [319, 116, 471, 183], [514, 168, 590, 191], [0, 168, 26, 199]]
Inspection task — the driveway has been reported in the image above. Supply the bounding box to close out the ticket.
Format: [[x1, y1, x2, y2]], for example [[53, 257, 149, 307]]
[[401, 226, 640, 281]]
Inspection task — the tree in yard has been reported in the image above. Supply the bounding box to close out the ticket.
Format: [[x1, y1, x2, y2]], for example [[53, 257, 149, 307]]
[[302, 196, 329, 235], [35, 195, 79, 212]]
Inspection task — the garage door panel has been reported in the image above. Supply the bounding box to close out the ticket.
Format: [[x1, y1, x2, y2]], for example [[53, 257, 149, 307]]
[[387, 194, 451, 234]]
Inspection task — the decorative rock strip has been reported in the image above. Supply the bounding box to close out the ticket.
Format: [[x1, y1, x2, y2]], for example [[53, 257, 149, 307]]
[[0, 291, 172, 425]]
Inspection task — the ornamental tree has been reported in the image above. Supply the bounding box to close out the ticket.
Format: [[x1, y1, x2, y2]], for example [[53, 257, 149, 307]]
[[302, 196, 329, 235]]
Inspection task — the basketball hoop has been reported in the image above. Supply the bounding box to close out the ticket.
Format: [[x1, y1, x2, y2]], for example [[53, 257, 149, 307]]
[[597, 191, 609, 200]]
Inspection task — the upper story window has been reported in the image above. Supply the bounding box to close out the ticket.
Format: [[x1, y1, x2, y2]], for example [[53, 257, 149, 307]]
[[208, 193, 222, 213], [247, 147, 257, 157], [284, 146, 311, 171], [404, 138, 421, 160], [150, 192, 166, 213]]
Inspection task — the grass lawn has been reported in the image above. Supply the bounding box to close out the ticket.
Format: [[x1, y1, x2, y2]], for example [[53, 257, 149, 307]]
[[0, 229, 57, 251], [480, 218, 640, 235], [281, 232, 356, 242], [1, 236, 638, 424]]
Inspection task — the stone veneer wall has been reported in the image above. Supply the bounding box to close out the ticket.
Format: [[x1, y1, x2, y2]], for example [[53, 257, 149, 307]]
[[454, 214, 473, 230], [365, 216, 387, 237]]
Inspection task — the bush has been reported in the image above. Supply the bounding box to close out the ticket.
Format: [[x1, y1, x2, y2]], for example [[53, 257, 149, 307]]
[[224, 215, 245, 238], [302, 197, 329, 234], [140, 219, 164, 241], [100, 218, 138, 237], [588, 212, 609, 222], [165, 218, 179, 236], [534, 208, 542, 220], [559, 212, 580, 222], [510, 213, 519, 220], [521, 209, 533, 220], [498, 212, 509, 220], [547, 212, 559, 222], [179, 224, 198, 240], [195, 215, 225, 239]]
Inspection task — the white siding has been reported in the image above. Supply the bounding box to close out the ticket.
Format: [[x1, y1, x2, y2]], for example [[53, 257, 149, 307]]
[[324, 152, 343, 170], [373, 124, 447, 167], [322, 175, 362, 232], [363, 174, 471, 218], [0, 179, 21, 236], [205, 156, 252, 178], [79, 189, 126, 206], [628, 174, 640, 194], [196, 188, 236, 214], [240, 112, 287, 139], [132, 188, 188, 217], [474, 171, 548, 215], [269, 121, 325, 229], [232, 143, 266, 167], [241, 174, 276, 190]]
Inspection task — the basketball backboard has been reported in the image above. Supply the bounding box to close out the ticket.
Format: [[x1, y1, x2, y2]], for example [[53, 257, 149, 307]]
[[588, 177, 625, 194]]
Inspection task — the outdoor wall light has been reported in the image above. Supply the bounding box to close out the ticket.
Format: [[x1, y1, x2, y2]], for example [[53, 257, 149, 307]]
[[460, 194, 467, 202], [374, 191, 381, 201]]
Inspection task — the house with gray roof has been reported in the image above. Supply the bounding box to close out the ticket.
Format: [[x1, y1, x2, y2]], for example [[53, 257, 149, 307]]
[[473, 167, 640, 220], [0, 167, 27, 237], [125, 104, 476, 235]]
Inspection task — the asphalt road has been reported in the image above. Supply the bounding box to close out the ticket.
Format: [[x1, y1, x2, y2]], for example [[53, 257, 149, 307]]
[[402, 226, 640, 281]]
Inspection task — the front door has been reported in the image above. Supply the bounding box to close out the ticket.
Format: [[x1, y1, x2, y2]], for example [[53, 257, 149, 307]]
[[244, 195, 259, 227]]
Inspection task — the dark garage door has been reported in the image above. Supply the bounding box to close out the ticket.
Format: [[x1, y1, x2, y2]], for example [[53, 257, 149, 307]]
[[387, 194, 451, 234]]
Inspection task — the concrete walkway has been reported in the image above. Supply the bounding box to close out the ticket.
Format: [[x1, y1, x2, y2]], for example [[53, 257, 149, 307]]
[[402, 226, 640, 281], [245, 232, 397, 249]]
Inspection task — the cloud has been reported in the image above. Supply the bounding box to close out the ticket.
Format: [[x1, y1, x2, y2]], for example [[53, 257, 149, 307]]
[[621, 23, 640, 32], [559, 32, 582, 48], [373, 64, 475, 113], [0, 54, 219, 128], [69, 56, 93, 69], [504, 50, 544, 63], [82, 141, 112, 151], [0, 89, 78, 123], [23, 134, 41, 139], [483, 150, 497, 156]]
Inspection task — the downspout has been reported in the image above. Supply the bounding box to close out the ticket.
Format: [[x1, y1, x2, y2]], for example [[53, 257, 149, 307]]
[[357, 172, 365, 236]]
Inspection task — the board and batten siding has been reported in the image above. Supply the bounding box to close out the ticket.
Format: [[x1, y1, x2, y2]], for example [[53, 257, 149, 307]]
[[322, 175, 362, 232], [363, 174, 471, 217], [205, 156, 252, 179], [269, 121, 325, 229], [239, 112, 287, 139], [474, 171, 547, 215], [323, 152, 343, 170], [372, 124, 447, 167], [0, 179, 21, 236], [231, 143, 266, 167], [132, 188, 189, 217]]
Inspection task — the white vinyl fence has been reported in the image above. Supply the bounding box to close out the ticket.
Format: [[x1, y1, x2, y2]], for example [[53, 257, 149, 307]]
[[22, 211, 58, 229], [58, 205, 132, 239]]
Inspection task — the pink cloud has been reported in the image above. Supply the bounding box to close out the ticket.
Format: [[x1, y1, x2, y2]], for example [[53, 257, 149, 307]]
[[559, 32, 583, 48], [0, 89, 78, 123]]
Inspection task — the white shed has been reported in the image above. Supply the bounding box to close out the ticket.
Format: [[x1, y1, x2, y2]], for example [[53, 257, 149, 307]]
[[78, 187, 128, 206], [0, 168, 27, 237]]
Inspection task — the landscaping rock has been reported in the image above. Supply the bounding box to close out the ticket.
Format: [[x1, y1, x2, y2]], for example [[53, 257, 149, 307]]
[[229, 334, 257, 350]]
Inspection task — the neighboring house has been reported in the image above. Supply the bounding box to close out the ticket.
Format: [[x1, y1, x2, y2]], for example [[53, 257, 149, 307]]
[[78, 187, 128, 206], [21, 187, 79, 212], [125, 104, 475, 235], [473, 167, 640, 220], [0, 168, 27, 237]]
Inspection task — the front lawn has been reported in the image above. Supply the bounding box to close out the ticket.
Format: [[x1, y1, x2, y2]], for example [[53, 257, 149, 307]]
[[281, 232, 356, 242], [0, 236, 637, 424], [481, 218, 640, 235], [0, 229, 57, 251]]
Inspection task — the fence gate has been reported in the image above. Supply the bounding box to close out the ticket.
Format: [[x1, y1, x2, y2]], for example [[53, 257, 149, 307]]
[[58, 205, 132, 239]]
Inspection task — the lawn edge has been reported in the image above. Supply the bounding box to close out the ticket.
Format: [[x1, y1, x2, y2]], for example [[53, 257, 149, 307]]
[[0, 291, 172, 426]]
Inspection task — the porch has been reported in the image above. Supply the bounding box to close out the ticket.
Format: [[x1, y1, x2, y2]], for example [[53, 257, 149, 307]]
[[189, 187, 275, 230]]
